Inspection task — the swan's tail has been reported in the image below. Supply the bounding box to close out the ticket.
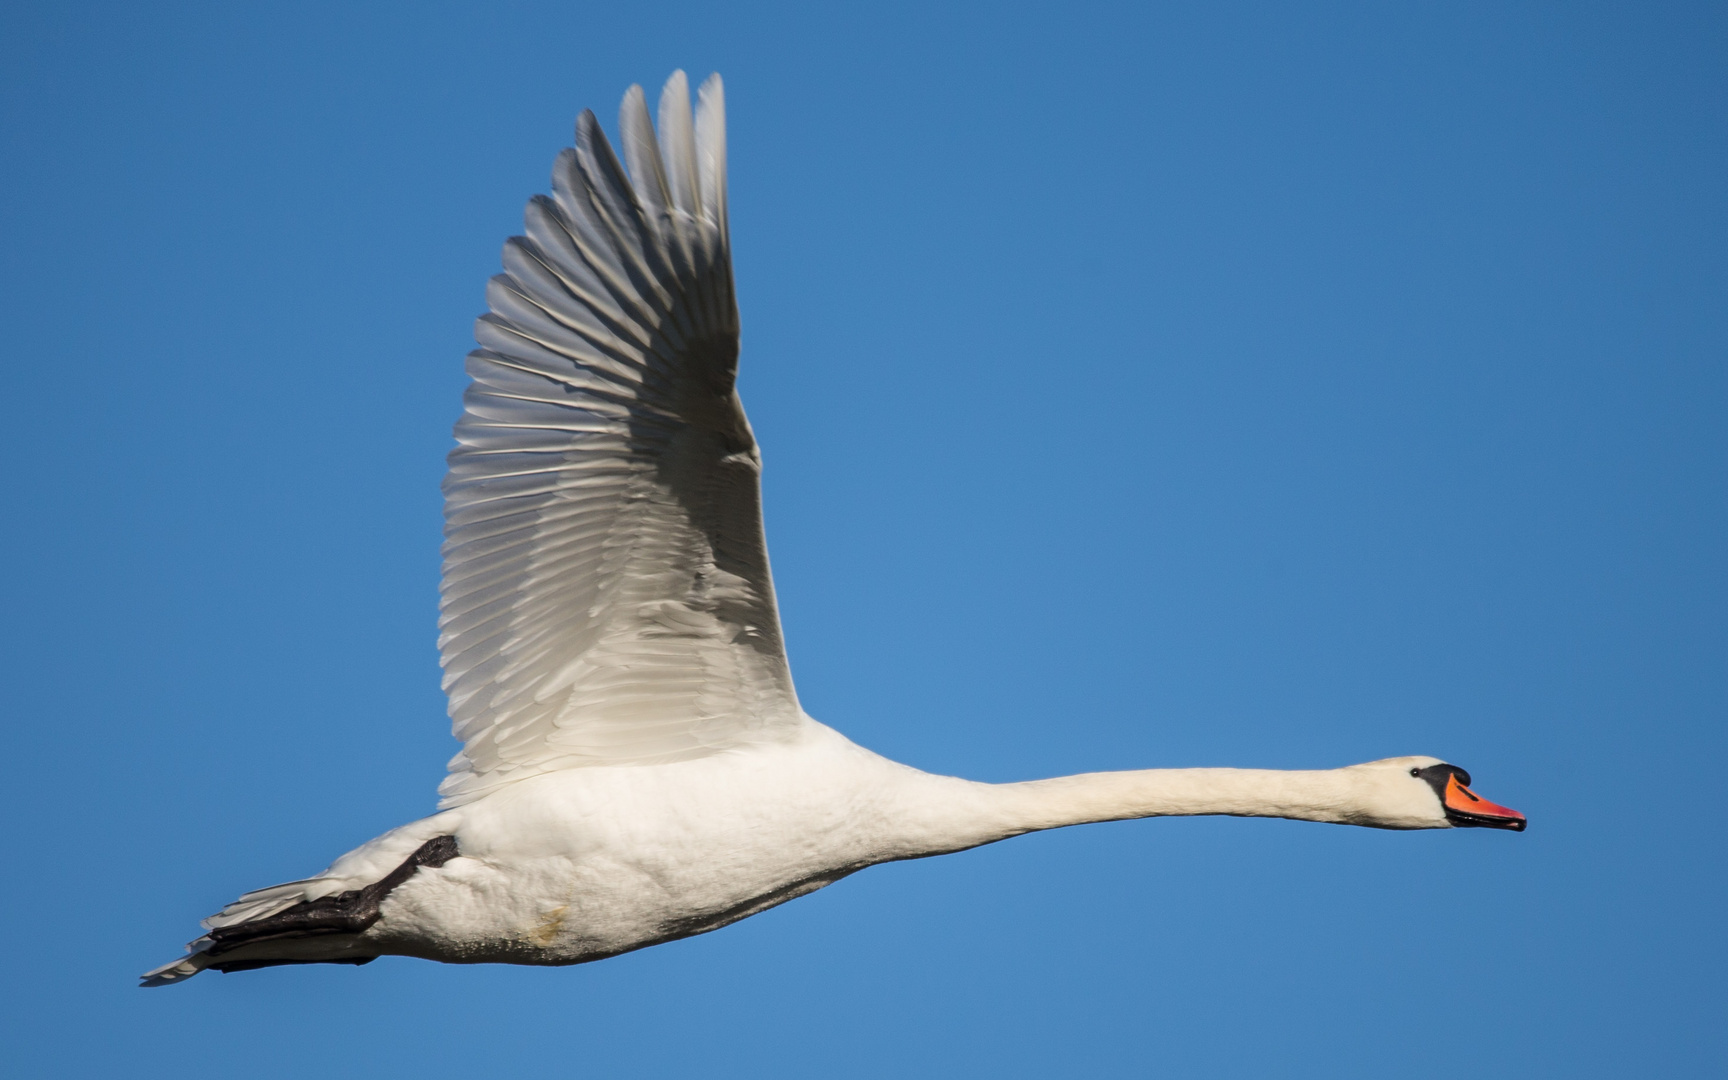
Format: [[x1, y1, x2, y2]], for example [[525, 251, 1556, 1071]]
[[138, 834, 459, 987], [140, 875, 350, 987], [140, 938, 219, 987]]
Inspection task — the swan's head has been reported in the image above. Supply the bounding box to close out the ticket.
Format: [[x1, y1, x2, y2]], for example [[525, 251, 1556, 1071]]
[[1346, 756, 1527, 831]]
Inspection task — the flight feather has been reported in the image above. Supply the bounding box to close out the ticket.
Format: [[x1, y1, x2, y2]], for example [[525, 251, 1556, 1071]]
[[438, 72, 800, 807]]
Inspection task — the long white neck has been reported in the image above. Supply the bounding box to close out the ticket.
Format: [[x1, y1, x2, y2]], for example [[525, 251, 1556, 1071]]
[[994, 767, 1376, 829], [885, 766, 1399, 859]]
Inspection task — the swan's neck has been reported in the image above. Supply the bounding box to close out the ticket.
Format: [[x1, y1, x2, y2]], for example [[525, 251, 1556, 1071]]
[[894, 767, 1385, 857], [997, 768, 1373, 829]]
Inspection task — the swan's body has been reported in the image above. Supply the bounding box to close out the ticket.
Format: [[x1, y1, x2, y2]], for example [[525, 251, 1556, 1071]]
[[144, 73, 1524, 987]]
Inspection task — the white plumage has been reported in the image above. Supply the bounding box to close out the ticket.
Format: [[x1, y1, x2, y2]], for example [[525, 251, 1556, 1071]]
[[142, 72, 1523, 987], [442, 72, 797, 805]]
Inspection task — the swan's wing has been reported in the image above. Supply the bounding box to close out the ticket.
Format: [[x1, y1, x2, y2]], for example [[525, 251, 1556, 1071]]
[[438, 72, 801, 807]]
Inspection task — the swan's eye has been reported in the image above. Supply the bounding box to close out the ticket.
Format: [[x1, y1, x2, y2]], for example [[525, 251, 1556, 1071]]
[[1410, 767, 1421, 777]]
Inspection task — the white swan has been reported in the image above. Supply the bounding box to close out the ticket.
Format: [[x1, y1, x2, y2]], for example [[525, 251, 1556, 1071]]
[[142, 71, 1525, 987]]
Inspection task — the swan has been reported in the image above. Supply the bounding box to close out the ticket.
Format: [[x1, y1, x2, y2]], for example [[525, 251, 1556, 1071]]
[[142, 71, 1525, 987]]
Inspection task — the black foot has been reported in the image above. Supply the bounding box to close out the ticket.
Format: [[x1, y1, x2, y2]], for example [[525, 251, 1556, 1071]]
[[205, 835, 460, 957], [211, 955, 377, 973]]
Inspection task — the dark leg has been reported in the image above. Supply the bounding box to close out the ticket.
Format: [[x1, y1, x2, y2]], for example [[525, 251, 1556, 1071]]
[[205, 835, 460, 964]]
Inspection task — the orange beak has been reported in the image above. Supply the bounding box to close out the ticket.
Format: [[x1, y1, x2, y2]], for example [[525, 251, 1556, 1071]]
[[1443, 773, 1526, 831]]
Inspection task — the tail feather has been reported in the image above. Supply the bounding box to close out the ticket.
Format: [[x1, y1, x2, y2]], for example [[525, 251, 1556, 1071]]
[[201, 877, 343, 930], [140, 936, 217, 987], [141, 877, 339, 987], [140, 832, 460, 987]]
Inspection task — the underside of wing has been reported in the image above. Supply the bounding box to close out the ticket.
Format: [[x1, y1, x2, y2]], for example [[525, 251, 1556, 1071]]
[[438, 72, 801, 807]]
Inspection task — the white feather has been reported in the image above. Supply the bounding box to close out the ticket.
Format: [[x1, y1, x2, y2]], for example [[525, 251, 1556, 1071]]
[[437, 73, 797, 808]]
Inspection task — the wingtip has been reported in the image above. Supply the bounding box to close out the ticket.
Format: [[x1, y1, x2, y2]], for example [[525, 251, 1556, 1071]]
[[693, 73, 728, 234]]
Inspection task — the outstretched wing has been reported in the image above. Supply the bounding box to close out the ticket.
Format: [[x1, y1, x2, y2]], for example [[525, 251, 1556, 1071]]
[[437, 72, 802, 808]]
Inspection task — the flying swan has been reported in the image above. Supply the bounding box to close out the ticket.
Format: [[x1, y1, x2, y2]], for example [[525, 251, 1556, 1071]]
[[143, 72, 1525, 986]]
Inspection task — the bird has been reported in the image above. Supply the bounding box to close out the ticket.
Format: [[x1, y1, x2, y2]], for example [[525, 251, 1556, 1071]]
[[142, 70, 1525, 987]]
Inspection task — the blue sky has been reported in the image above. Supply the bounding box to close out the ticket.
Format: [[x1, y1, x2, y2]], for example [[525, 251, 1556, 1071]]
[[2, 1, 1723, 1076]]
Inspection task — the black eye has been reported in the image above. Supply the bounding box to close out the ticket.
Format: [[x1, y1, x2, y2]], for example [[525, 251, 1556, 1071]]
[[1410, 767, 1421, 777]]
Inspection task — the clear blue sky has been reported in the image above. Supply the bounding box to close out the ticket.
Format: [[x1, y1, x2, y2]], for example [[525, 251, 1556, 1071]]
[[3, 2, 1723, 1076]]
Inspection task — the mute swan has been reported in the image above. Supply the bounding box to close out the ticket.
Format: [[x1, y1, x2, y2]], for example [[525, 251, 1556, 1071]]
[[142, 71, 1525, 987]]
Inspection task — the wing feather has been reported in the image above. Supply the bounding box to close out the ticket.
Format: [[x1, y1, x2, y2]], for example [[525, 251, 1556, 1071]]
[[437, 72, 801, 807]]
